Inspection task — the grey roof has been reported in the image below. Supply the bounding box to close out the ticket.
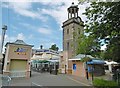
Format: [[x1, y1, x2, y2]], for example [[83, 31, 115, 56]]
[[14, 40, 27, 45], [74, 54, 94, 59], [5, 39, 34, 47], [70, 54, 105, 64]]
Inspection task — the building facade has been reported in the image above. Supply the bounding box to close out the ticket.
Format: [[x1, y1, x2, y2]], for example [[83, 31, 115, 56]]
[[3, 40, 33, 78], [69, 54, 105, 77], [62, 2, 84, 74], [31, 49, 61, 73], [31, 49, 60, 61]]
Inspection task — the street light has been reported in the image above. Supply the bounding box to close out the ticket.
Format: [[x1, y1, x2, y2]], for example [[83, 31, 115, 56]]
[[0, 25, 7, 53], [0, 25, 7, 74]]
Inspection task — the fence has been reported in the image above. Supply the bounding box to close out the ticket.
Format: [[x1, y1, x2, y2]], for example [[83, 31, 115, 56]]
[[10, 71, 26, 78], [112, 69, 120, 86]]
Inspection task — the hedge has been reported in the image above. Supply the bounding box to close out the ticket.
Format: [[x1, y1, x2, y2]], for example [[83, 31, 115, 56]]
[[93, 78, 118, 88]]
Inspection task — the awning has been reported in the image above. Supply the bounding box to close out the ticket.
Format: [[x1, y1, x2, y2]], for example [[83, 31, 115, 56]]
[[105, 61, 119, 65], [87, 60, 105, 65], [48, 59, 59, 62]]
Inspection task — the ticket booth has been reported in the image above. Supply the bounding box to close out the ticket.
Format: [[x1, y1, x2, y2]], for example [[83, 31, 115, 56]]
[[3, 40, 33, 78]]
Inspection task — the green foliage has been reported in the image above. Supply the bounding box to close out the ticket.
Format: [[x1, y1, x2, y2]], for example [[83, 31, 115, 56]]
[[81, 2, 120, 62], [81, 56, 91, 62], [49, 44, 59, 51], [38, 60, 49, 63], [76, 33, 101, 57], [93, 78, 118, 88]]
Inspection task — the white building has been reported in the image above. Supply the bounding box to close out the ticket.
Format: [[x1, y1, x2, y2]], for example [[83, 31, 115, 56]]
[[31, 49, 61, 62]]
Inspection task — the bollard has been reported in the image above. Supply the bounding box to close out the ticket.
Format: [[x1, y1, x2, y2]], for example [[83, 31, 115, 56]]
[[116, 69, 120, 86], [118, 72, 120, 86]]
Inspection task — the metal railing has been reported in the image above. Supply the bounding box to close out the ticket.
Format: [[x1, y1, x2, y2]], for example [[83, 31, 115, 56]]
[[10, 71, 26, 78]]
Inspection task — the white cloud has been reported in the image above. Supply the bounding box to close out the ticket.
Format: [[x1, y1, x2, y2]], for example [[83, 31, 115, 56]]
[[0, 33, 26, 53], [0, 34, 15, 53], [38, 27, 52, 35], [17, 33, 25, 40], [2, 1, 48, 21], [4, 33, 25, 43], [2, 0, 89, 30], [39, 0, 89, 30]]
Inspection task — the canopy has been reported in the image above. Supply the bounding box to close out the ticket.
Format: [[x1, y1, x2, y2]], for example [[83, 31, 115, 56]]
[[87, 59, 106, 65], [105, 61, 118, 65]]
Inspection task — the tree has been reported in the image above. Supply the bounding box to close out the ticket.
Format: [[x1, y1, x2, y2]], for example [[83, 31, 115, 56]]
[[49, 44, 59, 51], [82, 2, 120, 62], [76, 32, 101, 58]]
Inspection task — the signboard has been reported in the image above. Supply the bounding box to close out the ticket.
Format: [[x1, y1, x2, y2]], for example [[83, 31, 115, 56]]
[[73, 64, 76, 70], [14, 48, 27, 55]]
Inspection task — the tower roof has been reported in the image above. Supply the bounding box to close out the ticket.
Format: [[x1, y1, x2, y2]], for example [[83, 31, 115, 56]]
[[68, 2, 78, 9], [71, 2, 76, 7], [14, 39, 27, 45]]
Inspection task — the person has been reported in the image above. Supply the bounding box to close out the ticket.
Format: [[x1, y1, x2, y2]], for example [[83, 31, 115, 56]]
[[49, 65, 52, 74]]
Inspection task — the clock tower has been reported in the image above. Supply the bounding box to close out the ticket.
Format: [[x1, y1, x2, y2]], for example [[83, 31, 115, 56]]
[[62, 2, 84, 74]]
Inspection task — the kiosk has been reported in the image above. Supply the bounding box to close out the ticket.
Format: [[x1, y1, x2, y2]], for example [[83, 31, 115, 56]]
[[3, 40, 33, 78]]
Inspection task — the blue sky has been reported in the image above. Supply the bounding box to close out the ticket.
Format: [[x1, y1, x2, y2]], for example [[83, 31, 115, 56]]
[[0, 0, 106, 51]]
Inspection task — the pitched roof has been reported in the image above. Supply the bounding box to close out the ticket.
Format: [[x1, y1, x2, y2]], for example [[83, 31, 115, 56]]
[[69, 54, 105, 64], [5, 39, 34, 47], [14, 40, 27, 45]]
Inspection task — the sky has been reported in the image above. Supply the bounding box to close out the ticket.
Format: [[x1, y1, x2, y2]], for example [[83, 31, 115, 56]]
[[0, 0, 106, 52]]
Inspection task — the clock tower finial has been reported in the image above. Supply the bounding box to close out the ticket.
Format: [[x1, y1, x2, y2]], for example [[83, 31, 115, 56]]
[[67, 2, 79, 19]]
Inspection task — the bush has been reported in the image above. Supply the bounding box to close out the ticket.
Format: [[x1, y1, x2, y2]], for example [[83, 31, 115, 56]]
[[93, 78, 118, 88]]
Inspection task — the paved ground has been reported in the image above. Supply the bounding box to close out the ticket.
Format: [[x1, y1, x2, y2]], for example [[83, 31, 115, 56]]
[[0, 74, 2, 87], [10, 71, 92, 86]]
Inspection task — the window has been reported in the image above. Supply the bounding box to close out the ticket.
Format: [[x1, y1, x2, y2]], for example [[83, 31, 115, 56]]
[[67, 42, 69, 50], [67, 29, 69, 34], [78, 28, 80, 34]]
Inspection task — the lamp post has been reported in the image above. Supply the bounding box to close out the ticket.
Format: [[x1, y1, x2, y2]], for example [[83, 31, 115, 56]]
[[0, 25, 7, 74], [0, 25, 7, 53], [91, 64, 94, 81]]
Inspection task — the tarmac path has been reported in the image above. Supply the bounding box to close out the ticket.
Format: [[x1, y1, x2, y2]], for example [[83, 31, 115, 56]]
[[10, 71, 92, 86]]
